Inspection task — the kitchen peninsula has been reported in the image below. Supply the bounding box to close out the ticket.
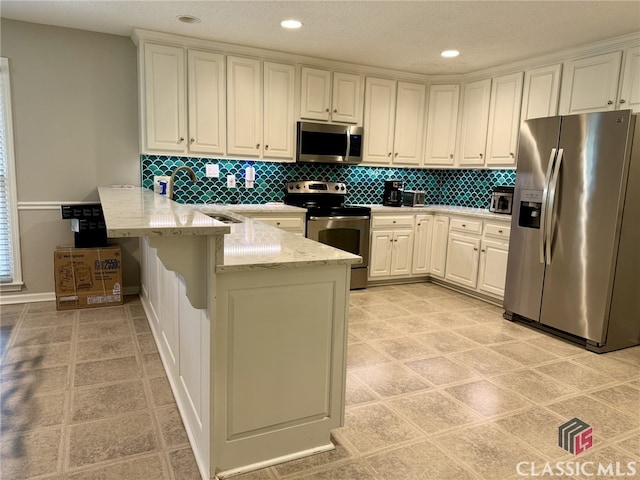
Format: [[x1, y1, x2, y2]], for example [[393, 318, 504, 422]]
[[98, 186, 361, 480]]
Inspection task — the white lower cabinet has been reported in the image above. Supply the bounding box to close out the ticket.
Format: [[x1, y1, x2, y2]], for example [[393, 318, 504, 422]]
[[445, 232, 481, 288], [429, 215, 450, 278], [412, 215, 433, 275], [369, 214, 415, 279], [238, 212, 306, 235], [478, 238, 509, 297]]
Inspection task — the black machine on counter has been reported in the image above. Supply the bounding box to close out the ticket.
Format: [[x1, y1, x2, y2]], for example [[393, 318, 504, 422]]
[[382, 180, 404, 206]]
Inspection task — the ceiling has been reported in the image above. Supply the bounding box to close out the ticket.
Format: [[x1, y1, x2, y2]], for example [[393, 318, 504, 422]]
[[1, 1, 639, 75]]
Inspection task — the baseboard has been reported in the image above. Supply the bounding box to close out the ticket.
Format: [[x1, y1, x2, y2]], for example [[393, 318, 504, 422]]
[[0, 286, 140, 305]]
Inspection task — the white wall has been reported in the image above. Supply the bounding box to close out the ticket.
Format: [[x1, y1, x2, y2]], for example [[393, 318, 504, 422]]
[[1, 19, 140, 298]]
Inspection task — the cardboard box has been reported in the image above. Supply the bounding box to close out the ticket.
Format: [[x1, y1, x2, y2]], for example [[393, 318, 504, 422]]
[[54, 245, 123, 310]]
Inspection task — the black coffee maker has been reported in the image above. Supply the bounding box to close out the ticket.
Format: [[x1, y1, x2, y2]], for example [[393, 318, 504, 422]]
[[383, 180, 404, 207]]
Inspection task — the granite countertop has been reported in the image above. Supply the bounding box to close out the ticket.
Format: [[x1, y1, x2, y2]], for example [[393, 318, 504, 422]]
[[98, 187, 360, 273], [362, 204, 512, 221]]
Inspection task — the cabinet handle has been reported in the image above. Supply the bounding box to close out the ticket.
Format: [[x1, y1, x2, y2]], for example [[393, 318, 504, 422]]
[[392, 220, 396, 223], [388, 152, 392, 157], [333, 109, 338, 113], [620, 99, 626, 104], [450, 154, 454, 159], [394, 152, 398, 157], [479, 153, 484, 159], [256, 143, 260, 149], [394, 239, 398, 242], [481, 249, 486, 253], [510, 152, 514, 158], [474, 247, 478, 251], [607, 100, 613, 105], [265, 145, 269, 150], [178, 137, 185, 143], [462, 224, 466, 227], [498, 229, 503, 234], [325, 108, 330, 112], [276, 222, 281, 225]]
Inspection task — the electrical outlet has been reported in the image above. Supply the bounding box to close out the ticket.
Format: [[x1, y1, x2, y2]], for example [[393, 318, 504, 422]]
[[226, 175, 236, 188], [245, 180, 254, 189], [205, 164, 219, 178], [153, 175, 170, 194]]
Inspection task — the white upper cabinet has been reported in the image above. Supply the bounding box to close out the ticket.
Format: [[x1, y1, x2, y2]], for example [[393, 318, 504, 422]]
[[363, 77, 426, 166], [227, 56, 262, 157], [263, 62, 295, 159], [521, 64, 562, 121], [458, 78, 492, 166], [424, 84, 460, 166], [618, 46, 640, 112], [559, 51, 622, 115], [227, 56, 295, 159], [143, 44, 226, 156], [143, 44, 187, 153], [300, 67, 361, 124], [363, 77, 397, 164], [486, 71, 524, 166], [187, 50, 226, 155]]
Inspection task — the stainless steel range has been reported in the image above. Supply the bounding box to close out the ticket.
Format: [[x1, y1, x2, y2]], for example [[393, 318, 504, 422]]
[[284, 181, 371, 289]]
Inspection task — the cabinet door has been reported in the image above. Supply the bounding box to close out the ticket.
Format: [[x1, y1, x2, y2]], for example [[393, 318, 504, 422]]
[[459, 78, 491, 166], [618, 46, 640, 113], [391, 230, 415, 276], [486, 72, 523, 166], [263, 62, 295, 159], [227, 56, 262, 157], [429, 215, 449, 278], [424, 84, 460, 166], [144, 43, 186, 153], [444, 233, 480, 288], [559, 51, 622, 115], [369, 230, 393, 277], [363, 77, 397, 164], [187, 50, 226, 155], [478, 238, 509, 297], [392, 81, 426, 166], [521, 64, 562, 121], [412, 215, 433, 275], [300, 67, 331, 121], [331, 72, 361, 124]]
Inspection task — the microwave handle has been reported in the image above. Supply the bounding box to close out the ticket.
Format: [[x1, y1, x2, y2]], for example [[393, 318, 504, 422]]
[[345, 129, 351, 162]]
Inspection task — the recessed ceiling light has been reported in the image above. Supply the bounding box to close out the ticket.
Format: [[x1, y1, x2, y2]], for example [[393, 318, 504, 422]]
[[441, 50, 460, 58], [281, 19, 303, 29], [177, 15, 201, 24]]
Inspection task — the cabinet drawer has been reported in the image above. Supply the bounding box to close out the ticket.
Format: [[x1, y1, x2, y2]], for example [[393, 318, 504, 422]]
[[484, 222, 511, 240], [256, 217, 304, 230], [372, 215, 414, 229], [449, 218, 482, 234]]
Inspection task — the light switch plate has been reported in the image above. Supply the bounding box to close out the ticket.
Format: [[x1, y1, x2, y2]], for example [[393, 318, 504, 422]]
[[205, 164, 219, 178], [227, 175, 236, 188]]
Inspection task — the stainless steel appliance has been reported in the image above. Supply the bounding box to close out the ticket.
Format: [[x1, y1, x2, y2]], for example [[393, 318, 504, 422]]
[[504, 110, 640, 352], [296, 121, 363, 165], [284, 181, 371, 289], [402, 190, 426, 207], [382, 180, 403, 206], [489, 186, 514, 214]]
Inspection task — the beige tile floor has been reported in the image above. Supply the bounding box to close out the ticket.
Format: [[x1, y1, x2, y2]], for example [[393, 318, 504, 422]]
[[1, 283, 639, 480]]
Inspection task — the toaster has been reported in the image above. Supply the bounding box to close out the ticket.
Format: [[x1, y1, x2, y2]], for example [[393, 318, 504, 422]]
[[402, 190, 426, 207]]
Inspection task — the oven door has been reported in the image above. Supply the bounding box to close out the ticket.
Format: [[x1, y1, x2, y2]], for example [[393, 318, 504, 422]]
[[306, 215, 370, 289]]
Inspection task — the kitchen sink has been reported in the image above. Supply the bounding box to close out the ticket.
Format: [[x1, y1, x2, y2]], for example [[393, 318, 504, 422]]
[[203, 213, 242, 224]]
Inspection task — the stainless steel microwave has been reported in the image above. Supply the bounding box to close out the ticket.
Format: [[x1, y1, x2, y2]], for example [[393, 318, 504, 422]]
[[296, 121, 363, 165]]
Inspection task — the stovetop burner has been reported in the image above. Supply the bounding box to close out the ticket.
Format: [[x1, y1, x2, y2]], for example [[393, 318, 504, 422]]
[[284, 180, 370, 218]]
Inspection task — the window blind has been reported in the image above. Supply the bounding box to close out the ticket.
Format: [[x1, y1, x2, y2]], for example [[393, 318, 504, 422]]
[[0, 58, 21, 286]]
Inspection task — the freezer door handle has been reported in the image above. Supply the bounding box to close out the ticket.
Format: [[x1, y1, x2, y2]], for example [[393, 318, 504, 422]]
[[546, 148, 564, 265], [540, 148, 557, 263]]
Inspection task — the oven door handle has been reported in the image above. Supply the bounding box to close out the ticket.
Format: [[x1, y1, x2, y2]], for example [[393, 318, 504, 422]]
[[308, 215, 370, 221]]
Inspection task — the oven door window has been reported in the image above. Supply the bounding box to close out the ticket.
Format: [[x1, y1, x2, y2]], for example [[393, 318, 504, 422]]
[[317, 228, 360, 255]]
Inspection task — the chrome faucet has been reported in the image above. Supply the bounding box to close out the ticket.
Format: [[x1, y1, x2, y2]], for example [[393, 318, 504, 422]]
[[168, 166, 198, 201]]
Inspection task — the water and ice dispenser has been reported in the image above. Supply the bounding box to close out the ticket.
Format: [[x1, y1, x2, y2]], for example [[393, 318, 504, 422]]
[[518, 190, 543, 229]]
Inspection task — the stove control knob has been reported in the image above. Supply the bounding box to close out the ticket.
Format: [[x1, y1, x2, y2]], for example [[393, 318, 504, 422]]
[[341, 186, 345, 191], [335, 186, 340, 191], [296, 184, 301, 190]]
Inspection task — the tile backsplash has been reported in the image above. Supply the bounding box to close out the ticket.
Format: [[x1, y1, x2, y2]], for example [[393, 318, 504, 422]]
[[141, 155, 516, 208]]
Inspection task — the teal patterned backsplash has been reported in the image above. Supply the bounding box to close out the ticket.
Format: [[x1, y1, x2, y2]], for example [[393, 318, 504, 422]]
[[141, 155, 516, 208]]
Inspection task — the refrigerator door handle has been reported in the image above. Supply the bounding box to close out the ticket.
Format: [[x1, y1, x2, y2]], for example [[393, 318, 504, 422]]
[[545, 148, 564, 265], [540, 148, 557, 263]]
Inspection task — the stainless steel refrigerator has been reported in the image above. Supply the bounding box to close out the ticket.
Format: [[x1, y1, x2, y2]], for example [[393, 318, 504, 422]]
[[504, 110, 640, 353]]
